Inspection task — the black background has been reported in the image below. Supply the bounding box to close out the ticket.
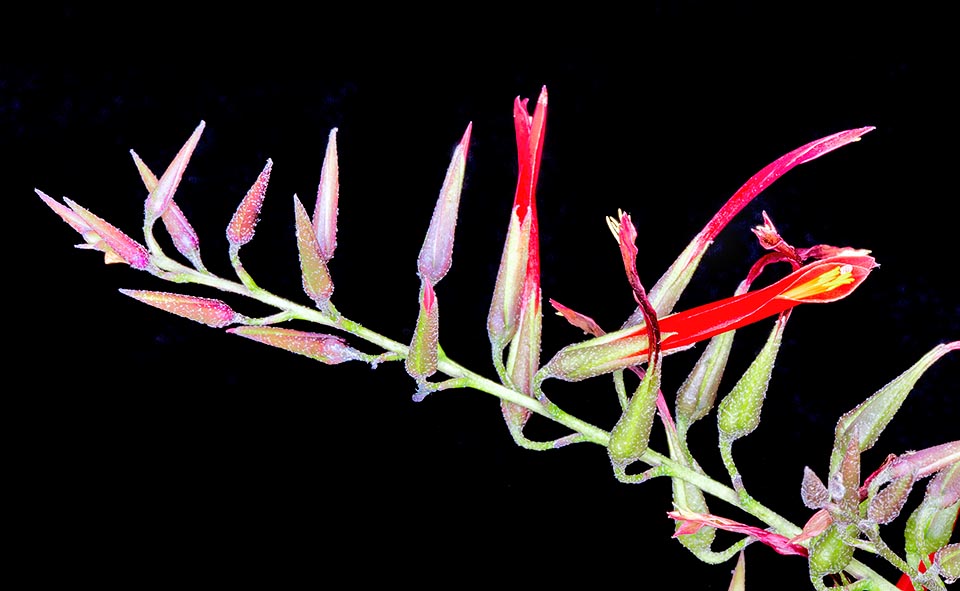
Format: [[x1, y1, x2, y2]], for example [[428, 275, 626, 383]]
[[6, 6, 957, 589]]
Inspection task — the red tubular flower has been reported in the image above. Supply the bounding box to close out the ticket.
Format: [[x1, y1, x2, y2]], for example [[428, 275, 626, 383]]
[[541, 249, 877, 382], [656, 249, 876, 353]]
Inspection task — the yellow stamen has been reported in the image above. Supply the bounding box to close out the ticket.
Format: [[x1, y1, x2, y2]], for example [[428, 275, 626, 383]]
[[779, 264, 855, 301], [605, 209, 628, 244]]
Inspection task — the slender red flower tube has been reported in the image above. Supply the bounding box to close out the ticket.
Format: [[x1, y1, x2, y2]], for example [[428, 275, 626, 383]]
[[541, 249, 876, 382], [656, 249, 876, 353]]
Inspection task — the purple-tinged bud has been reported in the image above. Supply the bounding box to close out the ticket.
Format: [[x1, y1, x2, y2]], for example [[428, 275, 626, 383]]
[[294, 194, 333, 309], [417, 123, 471, 285], [312, 128, 340, 261], [119, 290, 236, 327], [802, 466, 831, 510], [831, 342, 959, 476], [227, 159, 273, 247], [144, 121, 205, 224], [62, 197, 151, 270], [828, 431, 862, 519], [131, 150, 204, 269], [868, 474, 915, 524], [227, 326, 368, 365], [405, 280, 439, 381]]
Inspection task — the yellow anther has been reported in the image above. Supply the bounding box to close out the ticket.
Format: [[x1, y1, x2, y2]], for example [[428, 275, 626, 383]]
[[780, 264, 855, 301]]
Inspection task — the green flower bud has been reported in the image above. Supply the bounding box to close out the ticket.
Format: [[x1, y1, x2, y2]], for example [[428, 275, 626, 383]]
[[717, 314, 786, 440]]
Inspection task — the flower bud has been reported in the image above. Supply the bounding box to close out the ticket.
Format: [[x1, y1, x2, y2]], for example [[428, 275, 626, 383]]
[[144, 121, 205, 224], [831, 342, 958, 476], [936, 544, 960, 584], [807, 523, 856, 580], [717, 312, 787, 440], [227, 326, 369, 365], [227, 159, 272, 247], [405, 281, 439, 381], [313, 128, 340, 261], [294, 194, 333, 309], [608, 361, 661, 466], [417, 123, 471, 285], [132, 150, 204, 270], [676, 329, 735, 428], [63, 197, 152, 270], [120, 290, 236, 328]]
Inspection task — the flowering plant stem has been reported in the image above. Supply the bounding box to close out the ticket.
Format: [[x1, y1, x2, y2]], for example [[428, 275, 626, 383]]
[[38, 90, 956, 590], [144, 239, 903, 589]]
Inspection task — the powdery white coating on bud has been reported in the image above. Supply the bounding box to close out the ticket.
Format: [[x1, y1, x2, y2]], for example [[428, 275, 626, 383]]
[[936, 544, 960, 584], [802, 466, 831, 510], [294, 194, 333, 308], [131, 150, 204, 269], [405, 280, 440, 380], [63, 197, 151, 270], [313, 128, 339, 261], [120, 290, 236, 327], [831, 342, 958, 476], [227, 159, 273, 247], [144, 121, 205, 221], [417, 123, 471, 285], [227, 326, 365, 365], [867, 475, 915, 524]]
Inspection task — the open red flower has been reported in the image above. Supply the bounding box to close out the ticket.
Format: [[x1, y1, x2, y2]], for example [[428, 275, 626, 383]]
[[542, 249, 876, 382]]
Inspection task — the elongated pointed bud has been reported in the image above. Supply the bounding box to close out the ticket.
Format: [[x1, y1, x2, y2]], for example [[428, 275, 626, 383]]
[[294, 194, 333, 309], [144, 121, 205, 224], [671, 470, 718, 558], [608, 360, 661, 466], [406, 281, 439, 380], [717, 312, 788, 440], [132, 150, 204, 269], [313, 128, 339, 261], [488, 88, 546, 363], [936, 544, 960, 584], [827, 430, 862, 523], [905, 464, 960, 573], [37, 189, 122, 263], [227, 159, 273, 247], [676, 329, 735, 427], [227, 326, 370, 365], [728, 552, 746, 591], [831, 341, 959, 475], [868, 473, 915, 524], [487, 209, 530, 351], [120, 290, 236, 327], [62, 197, 151, 270], [802, 466, 831, 510], [417, 123, 471, 285], [538, 323, 652, 382]]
